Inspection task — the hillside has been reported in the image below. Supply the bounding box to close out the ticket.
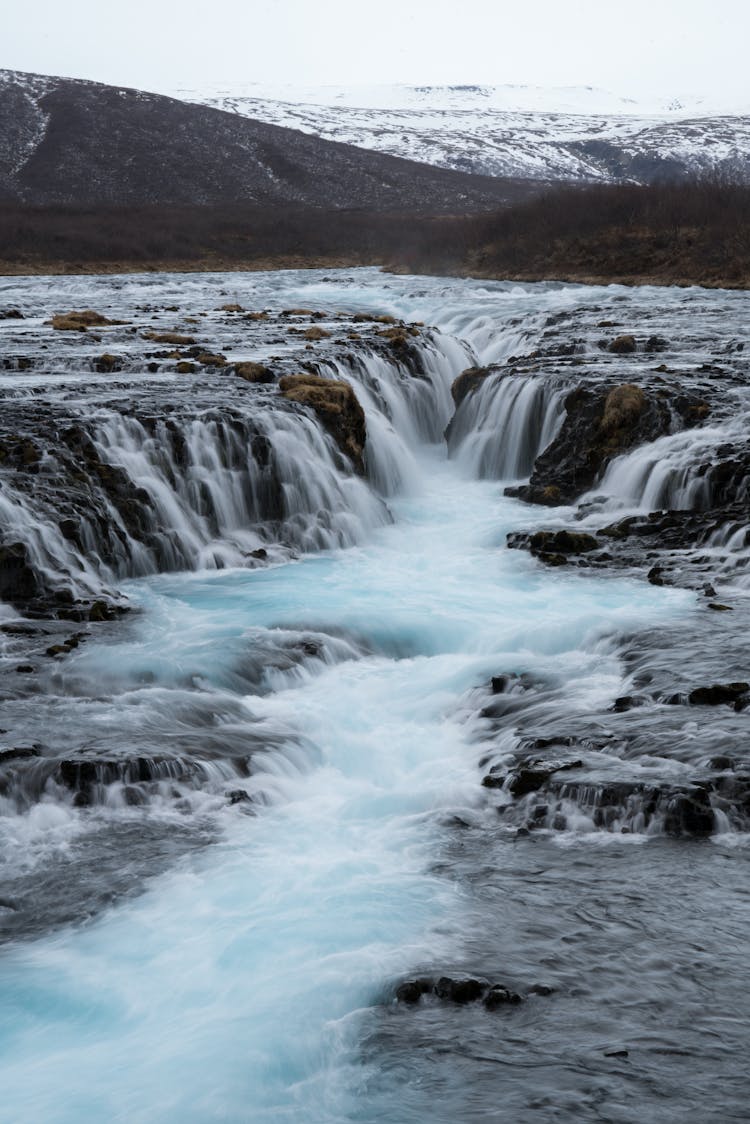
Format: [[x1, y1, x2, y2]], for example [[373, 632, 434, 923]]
[[0, 70, 531, 212], [172, 81, 750, 186]]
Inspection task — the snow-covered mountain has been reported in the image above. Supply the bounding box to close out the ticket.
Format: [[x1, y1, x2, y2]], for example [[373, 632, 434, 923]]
[[170, 82, 750, 185]]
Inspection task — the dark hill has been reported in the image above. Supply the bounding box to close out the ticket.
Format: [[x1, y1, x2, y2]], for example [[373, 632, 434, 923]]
[[0, 70, 533, 213]]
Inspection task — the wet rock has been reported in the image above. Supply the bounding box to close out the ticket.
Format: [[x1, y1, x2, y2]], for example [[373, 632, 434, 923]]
[[0, 542, 42, 605], [50, 310, 115, 331], [0, 309, 24, 320], [175, 361, 196, 374], [395, 978, 433, 1004], [483, 985, 523, 1009], [645, 335, 669, 352], [227, 789, 251, 805], [435, 977, 486, 1003], [527, 530, 599, 556], [302, 326, 331, 341], [609, 334, 637, 354], [528, 983, 555, 996], [0, 746, 40, 764], [612, 695, 648, 712], [279, 374, 367, 473], [505, 382, 680, 506], [234, 361, 275, 384], [143, 331, 196, 345], [688, 683, 749, 706], [708, 602, 733, 611], [94, 353, 122, 373], [663, 788, 714, 837], [451, 366, 491, 407], [710, 755, 735, 771], [219, 303, 244, 312], [507, 759, 584, 798]]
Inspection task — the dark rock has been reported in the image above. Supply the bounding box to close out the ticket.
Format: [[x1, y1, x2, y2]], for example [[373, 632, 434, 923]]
[[0, 746, 40, 764], [0, 309, 24, 320], [451, 366, 491, 407], [227, 789, 251, 805], [0, 542, 42, 605], [94, 353, 122, 373], [527, 530, 599, 556], [688, 683, 749, 706], [435, 977, 486, 1003], [14, 664, 35, 673], [483, 985, 523, 1009], [609, 335, 637, 353], [710, 755, 735, 771], [395, 978, 433, 1004], [528, 984, 555, 996], [234, 361, 276, 383], [506, 383, 682, 506], [645, 336, 669, 353], [664, 788, 714, 837]]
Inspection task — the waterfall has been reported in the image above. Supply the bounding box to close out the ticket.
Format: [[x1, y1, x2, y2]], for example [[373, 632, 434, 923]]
[[447, 372, 566, 480]]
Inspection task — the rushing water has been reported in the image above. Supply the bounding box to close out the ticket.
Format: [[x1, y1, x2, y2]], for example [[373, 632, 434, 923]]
[[1, 270, 749, 1122]]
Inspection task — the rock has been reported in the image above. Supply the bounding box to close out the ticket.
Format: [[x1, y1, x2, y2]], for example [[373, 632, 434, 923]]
[[94, 353, 122, 373], [234, 362, 275, 384], [710, 755, 735, 771], [609, 334, 637, 354], [219, 303, 244, 312], [645, 335, 669, 352], [708, 603, 733, 611], [505, 382, 682, 506], [451, 366, 491, 406], [0, 309, 24, 320], [612, 695, 647, 712], [0, 746, 40, 763], [688, 683, 749, 706], [664, 788, 714, 837], [507, 759, 583, 798], [528, 984, 555, 996], [279, 375, 367, 473], [0, 542, 42, 605], [302, 326, 331, 341], [50, 310, 114, 331], [144, 331, 196, 345], [483, 985, 523, 1009], [175, 361, 197, 374], [194, 352, 227, 367], [395, 978, 433, 1004], [227, 789, 251, 805], [527, 530, 599, 556], [435, 977, 486, 1003]]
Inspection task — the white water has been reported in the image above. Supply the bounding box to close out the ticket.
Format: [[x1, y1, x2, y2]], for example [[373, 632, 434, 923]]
[[0, 452, 691, 1122], [3, 268, 746, 1121]]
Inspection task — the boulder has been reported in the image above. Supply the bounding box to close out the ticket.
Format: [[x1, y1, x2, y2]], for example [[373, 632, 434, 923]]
[[234, 362, 275, 384], [279, 375, 367, 473], [506, 382, 694, 506], [451, 366, 491, 407], [609, 334, 637, 354], [50, 310, 114, 331]]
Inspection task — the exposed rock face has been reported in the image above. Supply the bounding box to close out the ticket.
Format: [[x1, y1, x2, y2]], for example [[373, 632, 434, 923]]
[[0, 69, 525, 212], [506, 382, 707, 506], [279, 375, 367, 473], [450, 366, 491, 407]]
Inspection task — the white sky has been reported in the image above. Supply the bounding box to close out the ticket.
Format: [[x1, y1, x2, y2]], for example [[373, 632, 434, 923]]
[[3, 0, 749, 104]]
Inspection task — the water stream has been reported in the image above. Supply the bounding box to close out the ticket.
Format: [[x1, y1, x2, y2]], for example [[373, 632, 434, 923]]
[[0, 270, 748, 1121]]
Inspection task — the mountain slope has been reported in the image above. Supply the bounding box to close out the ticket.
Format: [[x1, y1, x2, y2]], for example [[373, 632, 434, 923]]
[[0, 71, 532, 211], [171, 82, 750, 185]]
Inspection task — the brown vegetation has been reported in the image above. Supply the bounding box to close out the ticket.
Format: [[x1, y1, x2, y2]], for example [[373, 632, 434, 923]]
[[50, 310, 115, 331], [1, 180, 748, 289], [279, 375, 367, 472]]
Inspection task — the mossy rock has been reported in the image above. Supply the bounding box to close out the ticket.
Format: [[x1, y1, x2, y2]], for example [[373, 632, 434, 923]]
[[144, 331, 197, 345], [609, 334, 637, 354], [234, 362, 275, 384], [279, 374, 366, 473], [51, 310, 114, 332]]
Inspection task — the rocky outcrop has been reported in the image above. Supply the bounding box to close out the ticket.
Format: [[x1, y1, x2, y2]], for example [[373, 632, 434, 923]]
[[279, 375, 367, 473], [506, 382, 709, 506]]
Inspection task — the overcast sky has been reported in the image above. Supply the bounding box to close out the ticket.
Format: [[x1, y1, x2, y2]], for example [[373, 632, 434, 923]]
[[4, 0, 749, 104]]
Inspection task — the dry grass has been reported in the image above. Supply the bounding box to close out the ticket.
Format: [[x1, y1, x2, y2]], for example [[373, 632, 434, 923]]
[[600, 384, 646, 436]]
